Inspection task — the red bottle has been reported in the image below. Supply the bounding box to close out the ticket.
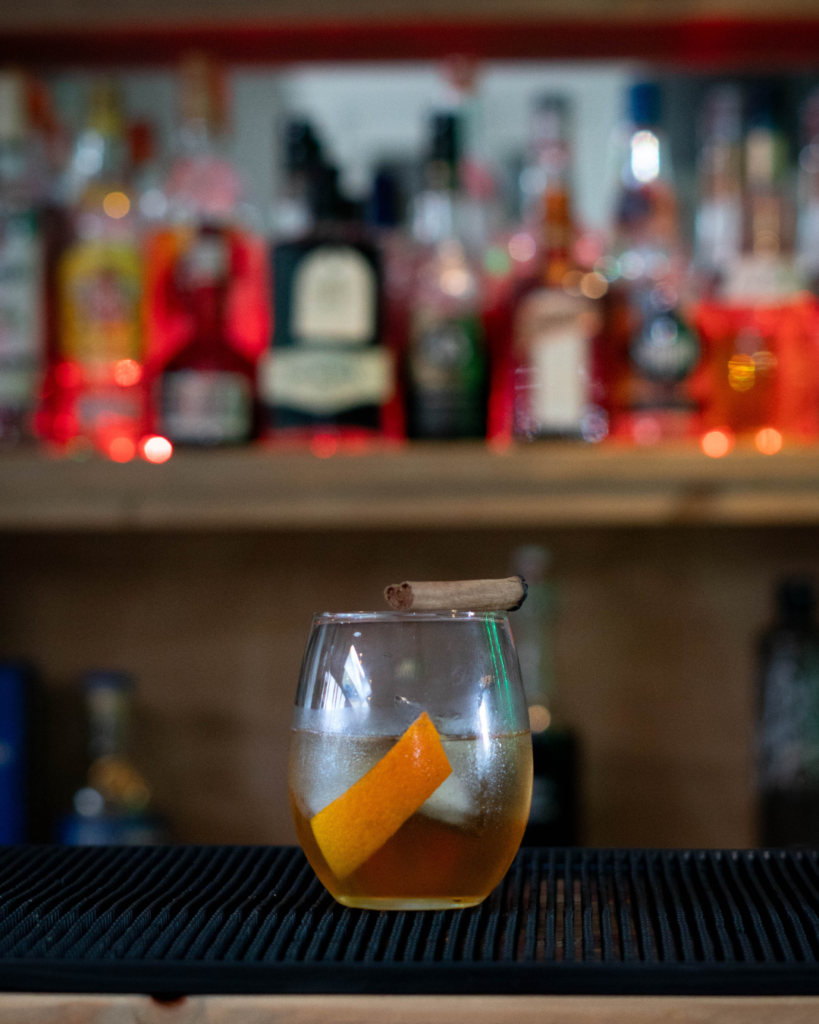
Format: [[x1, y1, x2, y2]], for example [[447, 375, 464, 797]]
[[156, 226, 257, 445]]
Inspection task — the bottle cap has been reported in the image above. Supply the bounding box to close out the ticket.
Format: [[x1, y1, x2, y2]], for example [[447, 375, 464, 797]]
[[629, 82, 662, 127]]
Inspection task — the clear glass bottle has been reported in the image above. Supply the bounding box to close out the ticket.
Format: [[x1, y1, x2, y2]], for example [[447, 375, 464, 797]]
[[605, 82, 700, 444], [406, 113, 487, 439], [60, 671, 164, 846], [758, 579, 819, 847], [797, 86, 819, 289], [508, 96, 605, 442], [695, 84, 744, 287], [0, 71, 48, 445], [722, 82, 801, 301]]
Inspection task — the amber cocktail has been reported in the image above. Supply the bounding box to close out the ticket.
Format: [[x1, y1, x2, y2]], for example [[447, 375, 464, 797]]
[[289, 611, 533, 911]]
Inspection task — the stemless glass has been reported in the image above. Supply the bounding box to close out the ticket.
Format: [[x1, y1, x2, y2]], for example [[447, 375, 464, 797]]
[[289, 611, 533, 911]]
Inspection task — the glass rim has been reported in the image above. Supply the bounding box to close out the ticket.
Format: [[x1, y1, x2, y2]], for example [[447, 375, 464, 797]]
[[311, 610, 510, 624]]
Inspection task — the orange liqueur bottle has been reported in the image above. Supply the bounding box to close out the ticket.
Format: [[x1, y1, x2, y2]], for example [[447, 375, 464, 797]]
[[506, 96, 605, 442]]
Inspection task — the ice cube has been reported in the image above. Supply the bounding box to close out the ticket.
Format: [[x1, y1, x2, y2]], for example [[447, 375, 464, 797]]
[[418, 772, 475, 827]]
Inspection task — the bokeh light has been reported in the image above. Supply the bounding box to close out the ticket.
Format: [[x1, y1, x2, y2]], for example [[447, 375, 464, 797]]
[[103, 191, 131, 219], [508, 232, 537, 263], [755, 427, 783, 455], [108, 436, 136, 463], [311, 434, 338, 459], [528, 705, 552, 733], [113, 359, 143, 387], [701, 429, 734, 458], [140, 435, 173, 464]]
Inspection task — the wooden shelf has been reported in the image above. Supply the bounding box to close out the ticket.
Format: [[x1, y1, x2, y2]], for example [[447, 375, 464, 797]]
[[3, 441, 819, 531]]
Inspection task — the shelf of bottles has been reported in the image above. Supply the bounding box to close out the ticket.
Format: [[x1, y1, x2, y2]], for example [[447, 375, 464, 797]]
[[2, 57, 819, 529]]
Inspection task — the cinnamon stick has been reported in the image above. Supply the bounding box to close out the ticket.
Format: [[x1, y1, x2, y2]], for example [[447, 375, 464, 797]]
[[384, 577, 527, 613]]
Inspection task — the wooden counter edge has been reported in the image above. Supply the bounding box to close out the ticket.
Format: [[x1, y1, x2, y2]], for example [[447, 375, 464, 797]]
[[2, 994, 819, 1023]]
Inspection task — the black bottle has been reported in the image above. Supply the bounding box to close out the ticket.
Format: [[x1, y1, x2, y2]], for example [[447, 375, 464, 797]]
[[262, 125, 392, 438], [758, 578, 819, 847]]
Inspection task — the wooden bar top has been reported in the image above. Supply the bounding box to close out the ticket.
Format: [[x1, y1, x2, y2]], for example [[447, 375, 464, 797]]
[[2, 995, 819, 1023]]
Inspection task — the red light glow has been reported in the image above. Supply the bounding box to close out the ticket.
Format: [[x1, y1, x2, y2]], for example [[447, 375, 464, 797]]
[[108, 436, 136, 463], [113, 359, 143, 387], [140, 435, 173, 464], [701, 429, 734, 459], [755, 427, 782, 455], [311, 434, 338, 459]]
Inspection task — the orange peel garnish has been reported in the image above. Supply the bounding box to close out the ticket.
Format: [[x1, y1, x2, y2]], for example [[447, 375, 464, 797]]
[[311, 711, 452, 880]]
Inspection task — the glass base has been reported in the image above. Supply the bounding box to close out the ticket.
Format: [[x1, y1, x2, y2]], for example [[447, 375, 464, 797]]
[[334, 895, 485, 911]]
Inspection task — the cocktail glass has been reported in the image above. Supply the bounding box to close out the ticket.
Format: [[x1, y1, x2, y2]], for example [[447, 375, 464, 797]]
[[289, 611, 532, 911]]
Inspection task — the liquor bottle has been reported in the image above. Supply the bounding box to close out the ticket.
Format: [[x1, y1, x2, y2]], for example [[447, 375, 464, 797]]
[[722, 82, 801, 302], [0, 71, 47, 445], [758, 579, 819, 847], [0, 664, 29, 843], [52, 80, 145, 458], [158, 225, 256, 444], [262, 128, 394, 439], [797, 87, 819, 289], [606, 82, 701, 444], [510, 545, 578, 846], [60, 671, 164, 845], [695, 84, 744, 289], [406, 112, 487, 439], [269, 120, 322, 242], [504, 96, 605, 442], [144, 56, 269, 436]]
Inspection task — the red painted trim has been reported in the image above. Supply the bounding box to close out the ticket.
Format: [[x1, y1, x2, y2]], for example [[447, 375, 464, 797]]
[[2, 18, 819, 68]]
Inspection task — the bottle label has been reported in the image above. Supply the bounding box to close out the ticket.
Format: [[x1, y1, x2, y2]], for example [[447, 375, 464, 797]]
[[161, 370, 251, 443], [291, 246, 376, 345], [60, 240, 142, 364], [408, 312, 485, 438], [0, 213, 42, 409], [513, 288, 594, 436], [630, 312, 699, 384], [261, 348, 393, 417]]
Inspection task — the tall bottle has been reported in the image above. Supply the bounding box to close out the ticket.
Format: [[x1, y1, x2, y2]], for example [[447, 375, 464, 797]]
[[0, 72, 49, 446], [511, 545, 578, 846], [505, 96, 605, 442], [146, 55, 269, 445], [723, 82, 799, 301], [406, 113, 487, 439], [797, 86, 819, 290], [52, 80, 145, 458], [758, 579, 819, 847], [695, 84, 744, 289], [60, 671, 164, 845], [262, 123, 394, 440], [606, 82, 700, 444]]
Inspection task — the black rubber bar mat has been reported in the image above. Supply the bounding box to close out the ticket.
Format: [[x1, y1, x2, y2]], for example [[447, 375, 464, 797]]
[[1, 845, 819, 995]]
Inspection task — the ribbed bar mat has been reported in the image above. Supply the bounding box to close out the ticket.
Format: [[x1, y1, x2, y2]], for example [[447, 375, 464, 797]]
[[1, 845, 819, 995]]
